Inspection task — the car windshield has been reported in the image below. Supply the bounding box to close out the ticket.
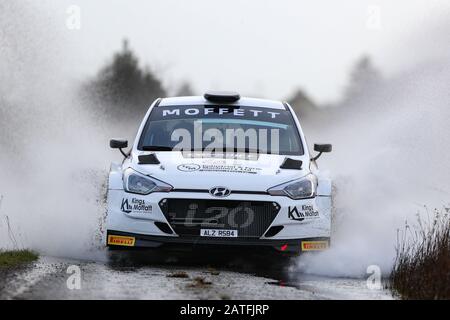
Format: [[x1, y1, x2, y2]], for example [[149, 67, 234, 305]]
[[138, 105, 304, 155]]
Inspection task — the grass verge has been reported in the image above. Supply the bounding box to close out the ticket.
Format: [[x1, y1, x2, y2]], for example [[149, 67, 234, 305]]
[[390, 208, 449, 299], [0, 250, 39, 269]]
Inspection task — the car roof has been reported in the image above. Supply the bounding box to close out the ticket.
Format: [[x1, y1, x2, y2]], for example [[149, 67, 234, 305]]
[[158, 96, 286, 110]]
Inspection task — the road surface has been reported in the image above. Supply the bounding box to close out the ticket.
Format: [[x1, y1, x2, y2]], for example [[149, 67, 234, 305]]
[[0, 249, 393, 300]]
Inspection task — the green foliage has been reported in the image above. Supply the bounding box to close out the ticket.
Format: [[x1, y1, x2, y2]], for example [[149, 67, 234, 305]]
[[86, 39, 166, 120], [0, 250, 38, 269]]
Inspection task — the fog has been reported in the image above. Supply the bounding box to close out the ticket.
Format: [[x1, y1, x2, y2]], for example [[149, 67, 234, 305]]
[[23, 0, 450, 103]]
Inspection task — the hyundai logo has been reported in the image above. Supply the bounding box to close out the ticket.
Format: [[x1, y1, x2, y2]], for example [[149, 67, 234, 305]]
[[209, 187, 231, 197]]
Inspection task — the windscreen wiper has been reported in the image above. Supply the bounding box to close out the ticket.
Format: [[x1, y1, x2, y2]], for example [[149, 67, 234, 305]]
[[224, 147, 269, 154], [142, 146, 270, 154], [194, 147, 269, 154]]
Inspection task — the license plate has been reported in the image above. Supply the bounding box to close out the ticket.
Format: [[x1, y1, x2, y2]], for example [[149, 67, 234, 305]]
[[200, 229, 238, 238]]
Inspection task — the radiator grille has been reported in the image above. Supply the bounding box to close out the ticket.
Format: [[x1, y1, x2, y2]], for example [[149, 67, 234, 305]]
[[159, 199, 280, 239]]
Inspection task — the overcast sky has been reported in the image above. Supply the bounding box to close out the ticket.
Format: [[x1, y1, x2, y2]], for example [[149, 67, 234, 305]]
[[46, 0, 449, 103]]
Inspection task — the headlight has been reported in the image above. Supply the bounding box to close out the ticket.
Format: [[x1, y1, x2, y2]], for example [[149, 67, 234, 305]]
[[267, 174, 317, 199], [123, 168, 172, 195]]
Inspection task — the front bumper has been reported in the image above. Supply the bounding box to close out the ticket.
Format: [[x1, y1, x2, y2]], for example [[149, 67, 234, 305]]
[[107, 230, 330, 254], [106, 189, 332, 253]]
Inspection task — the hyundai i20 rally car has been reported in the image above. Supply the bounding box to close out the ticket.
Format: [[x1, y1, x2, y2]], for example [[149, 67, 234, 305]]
[[106, 92, 332, 254]]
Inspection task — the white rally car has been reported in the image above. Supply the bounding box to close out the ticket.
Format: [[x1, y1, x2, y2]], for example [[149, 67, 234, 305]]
[[106, 92, 332, 254]]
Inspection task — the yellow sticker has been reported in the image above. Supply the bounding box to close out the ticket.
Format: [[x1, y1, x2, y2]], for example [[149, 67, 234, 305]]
[[301, 241, 328, 251], [108, 235, 135, 247]]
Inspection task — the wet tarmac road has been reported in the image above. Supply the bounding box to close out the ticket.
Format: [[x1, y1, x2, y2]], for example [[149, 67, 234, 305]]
[[0, 249, 394, 300]]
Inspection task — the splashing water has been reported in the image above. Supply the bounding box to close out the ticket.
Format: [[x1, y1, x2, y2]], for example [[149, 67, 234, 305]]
[[295, 24, 450, 277]]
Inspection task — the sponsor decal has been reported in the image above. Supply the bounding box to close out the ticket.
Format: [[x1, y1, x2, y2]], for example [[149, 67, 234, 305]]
[[107, 235, 135, 247], [177, 163, 261, 174], [201, 164, 261, 174], [301, 241, 328, 251], [161, 107, 281, 119], [177, 164, 201, 172], [288, 205, 319, 221], [121, 198, 152, 215]]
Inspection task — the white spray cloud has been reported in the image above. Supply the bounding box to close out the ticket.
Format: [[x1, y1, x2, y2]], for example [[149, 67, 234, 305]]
[[296, 23, 450, 277], [0, 1, 125, 260], [0, 1, 448, 274]]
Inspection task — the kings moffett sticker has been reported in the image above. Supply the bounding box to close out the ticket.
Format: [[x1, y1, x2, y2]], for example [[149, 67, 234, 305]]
[[288, 204, 320, 221], [121, 198, 152, 217]]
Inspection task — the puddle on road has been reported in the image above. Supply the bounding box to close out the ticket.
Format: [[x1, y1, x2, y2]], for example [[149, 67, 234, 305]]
[[105, 247, 294, 282], [0, 253, 394, 299], [102, 247, 394, 299]]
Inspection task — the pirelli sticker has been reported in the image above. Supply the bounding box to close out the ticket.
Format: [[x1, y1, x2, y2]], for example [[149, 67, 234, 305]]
[[107, 235, 135, 247], [301, 241, 328, 251]]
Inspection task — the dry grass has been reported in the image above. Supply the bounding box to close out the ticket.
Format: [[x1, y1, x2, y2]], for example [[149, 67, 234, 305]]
[[390, 207, 449, 299]]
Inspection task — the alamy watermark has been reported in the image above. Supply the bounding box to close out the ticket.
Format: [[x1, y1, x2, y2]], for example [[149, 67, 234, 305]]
[[66, 5, 81, 30], [66, 265, 81, 290], [366, 265, 382, 290], [170, 120, 280, 156], [366, 5, 382, 30]]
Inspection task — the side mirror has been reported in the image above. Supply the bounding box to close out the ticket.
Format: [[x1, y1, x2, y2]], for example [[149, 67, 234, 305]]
[[110, 139, 129, 158], [311, 143, 332, 161]]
